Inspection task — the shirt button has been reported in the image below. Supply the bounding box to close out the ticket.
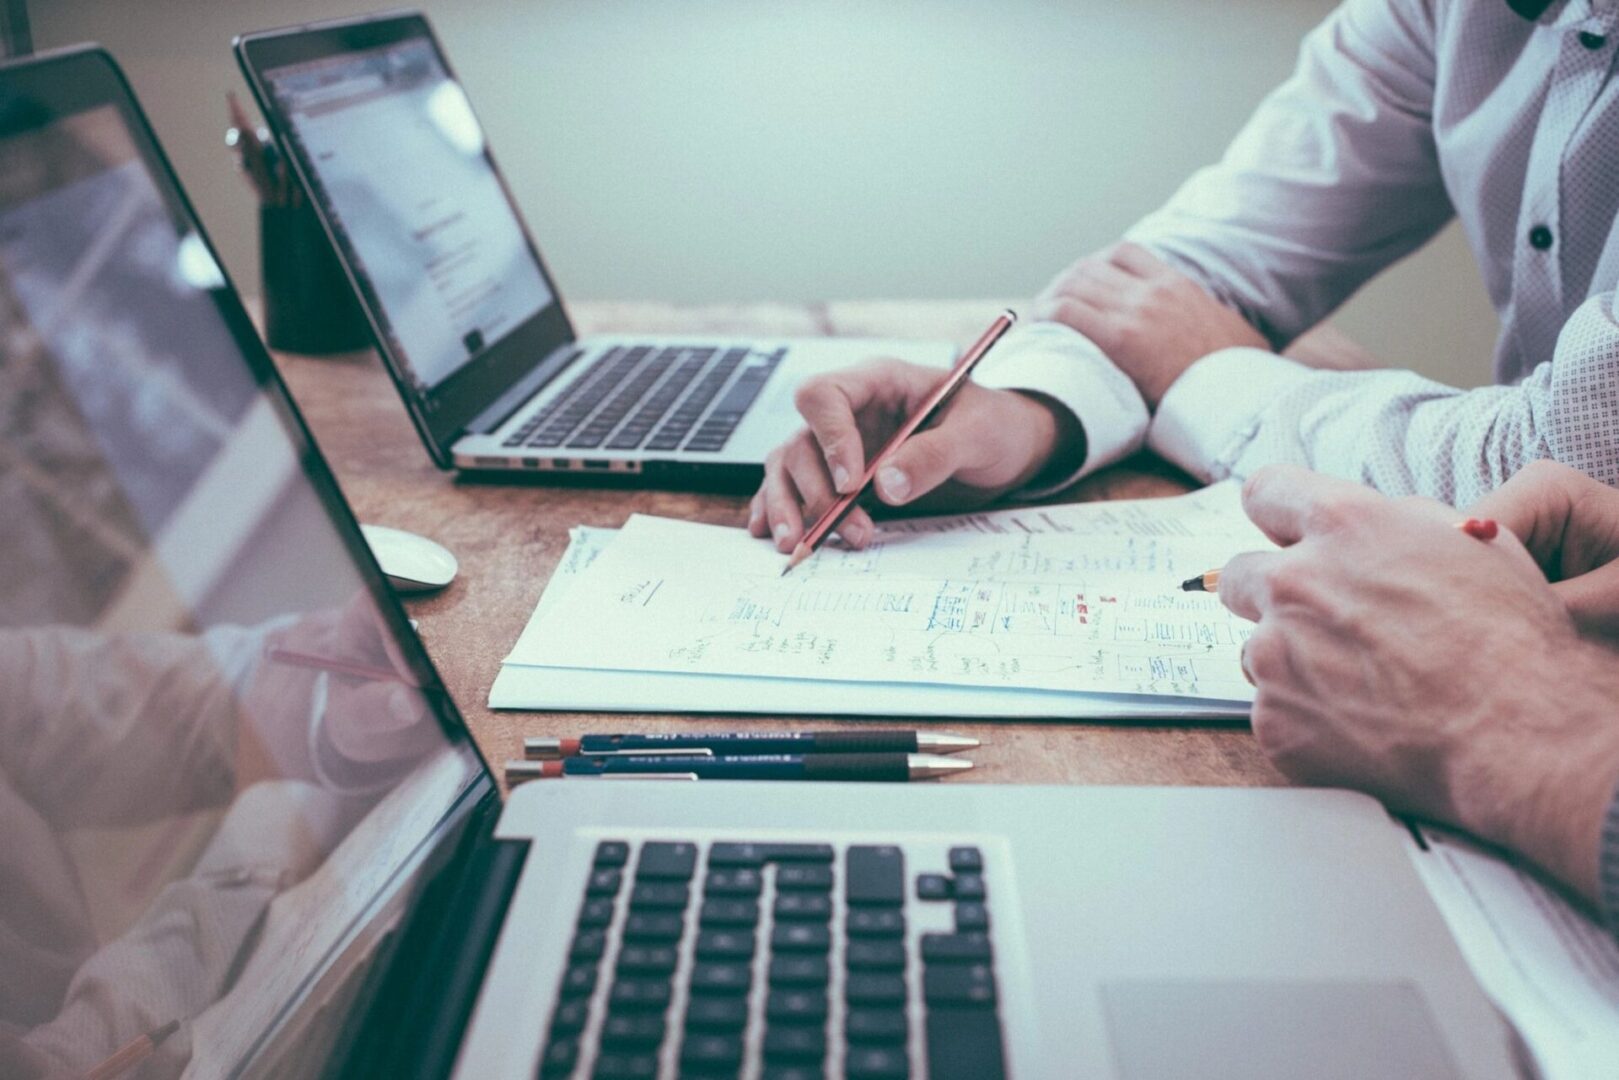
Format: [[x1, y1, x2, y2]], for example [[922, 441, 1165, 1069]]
[[1529, 224, 1554, 251], [1578, 30, 1607, 50]]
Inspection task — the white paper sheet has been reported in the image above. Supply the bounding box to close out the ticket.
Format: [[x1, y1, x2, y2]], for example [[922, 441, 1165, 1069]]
[[495, 487, 1265, 715], [1408, 826, 1619, 1079]]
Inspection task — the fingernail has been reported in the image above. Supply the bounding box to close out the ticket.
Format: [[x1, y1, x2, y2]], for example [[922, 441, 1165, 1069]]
[[844, 520, 870, 546], [832, 464, 852, 491], [773, 522, 792, 542], [877, 467, 910, 502]]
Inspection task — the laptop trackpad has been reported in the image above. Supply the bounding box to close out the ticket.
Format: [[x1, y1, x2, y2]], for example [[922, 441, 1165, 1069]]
[[1100, 980, 1461, 1080]]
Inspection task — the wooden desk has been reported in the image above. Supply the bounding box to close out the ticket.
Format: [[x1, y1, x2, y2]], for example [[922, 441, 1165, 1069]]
[[273, 301, 1303, 790]]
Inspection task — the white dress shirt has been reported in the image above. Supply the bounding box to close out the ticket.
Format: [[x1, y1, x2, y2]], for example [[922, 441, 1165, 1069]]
[[984, 0, 1619, 506]]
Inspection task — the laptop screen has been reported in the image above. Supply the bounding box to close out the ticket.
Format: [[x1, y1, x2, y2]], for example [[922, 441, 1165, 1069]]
[[260, 34, 556, 394], [0, 52, 485, 1078]]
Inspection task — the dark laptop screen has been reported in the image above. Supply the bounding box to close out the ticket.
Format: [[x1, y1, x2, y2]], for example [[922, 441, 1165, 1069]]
[[0, 56, 484, 1078], [260, 35, 555, 396]]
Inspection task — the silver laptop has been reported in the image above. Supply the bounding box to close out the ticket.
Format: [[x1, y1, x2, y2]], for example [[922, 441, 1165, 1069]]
[[235, 11, 953, 487], [1, 47, 1518, 1080]]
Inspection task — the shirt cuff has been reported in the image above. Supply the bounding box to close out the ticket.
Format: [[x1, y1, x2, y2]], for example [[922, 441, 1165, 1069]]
[[1148, 346, 1316, 482], [973, 321, 1149, 498], [1601, 778, 1619, 940]]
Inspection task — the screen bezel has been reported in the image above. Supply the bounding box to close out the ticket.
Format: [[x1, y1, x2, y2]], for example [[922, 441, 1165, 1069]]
[[0, 40, 499, 1069], [236, 11, 577, 466]]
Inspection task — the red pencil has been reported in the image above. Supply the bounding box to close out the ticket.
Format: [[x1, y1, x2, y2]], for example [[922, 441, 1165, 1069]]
[[781, 310, 1018, 576]]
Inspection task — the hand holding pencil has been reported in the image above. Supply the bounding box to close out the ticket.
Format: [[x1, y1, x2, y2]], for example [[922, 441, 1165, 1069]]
[[749, 312, 1084, 556]]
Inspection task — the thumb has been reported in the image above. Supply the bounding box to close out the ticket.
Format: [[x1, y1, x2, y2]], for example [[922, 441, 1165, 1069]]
[[873, 428, 964, 506]]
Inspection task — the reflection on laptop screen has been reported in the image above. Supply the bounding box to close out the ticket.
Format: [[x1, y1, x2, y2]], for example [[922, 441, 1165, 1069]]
[[262, 37, 554, 394], [0, 100, 482, 1076]]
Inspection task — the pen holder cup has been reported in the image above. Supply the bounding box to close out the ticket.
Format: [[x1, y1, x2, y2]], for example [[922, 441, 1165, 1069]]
[[260, 200, 372, 356]]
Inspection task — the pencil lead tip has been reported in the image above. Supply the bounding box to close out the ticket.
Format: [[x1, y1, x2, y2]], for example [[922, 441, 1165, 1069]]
[[1179, 575, 1205, 592]]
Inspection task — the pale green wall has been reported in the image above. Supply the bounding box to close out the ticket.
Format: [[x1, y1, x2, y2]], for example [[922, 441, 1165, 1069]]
[[34, 0, 1501, 388]]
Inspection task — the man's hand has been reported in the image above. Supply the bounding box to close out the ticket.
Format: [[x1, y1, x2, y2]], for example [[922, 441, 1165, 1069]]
[[1035, 242, 1269, 407], [1217, 464, 1619, 905], [748, 359, 1081, 552], [1469, 459, 1619, 637]]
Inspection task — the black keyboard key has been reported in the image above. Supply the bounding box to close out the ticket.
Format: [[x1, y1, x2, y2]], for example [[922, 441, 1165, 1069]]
[[845, 1045, 908, 1079], [947, 846, 983, 874], [550, 998, 590, 1035], [644, 432, 685, 451], [846, 846, 904, 906], [766, 989, 829, 1023], [916, 874, 952, 901], [539, 1038, 577, 1075], [700, 898, 760, 928], [690, 962, 752, 995], [587, 868, 623, 896], [593, 1052, 658, 1079], [846, 909, 905, 938], [954, 902, 990, 932], [609, 979, 673, 1012], [705, 868, 763, 897], [630, 882, 690, 909], [600, 1013, 665, 1049], [921, 933, 992, 963], [623, 912, 684, 943], [769, 955, 829, 987], [777, 865, 834, 892], [952, 874, 987, 901], [763, 1024, 826, 1061], [775, 893, 832, 921], [845, 940, 906, 971], [771, 923, 831, 953], [846, 1009, 907, 1044], [605, 429, 650, 451], [570, 929, 607, 961], [707, 842, 767, 867], [710, 841, 834, 865], [695, 929, 756, 961], [681, 1032, 743, 1071], [845, 973, 906, 1006], [924, 1006, 1006, 1079], [922, 963, 996, 1007], [685, 995, 748, 1032], [559, 965, 598, 998], [764, 843, 836, 862], [762, 1067, 824, 1080], [595, 841, 631, 866], [636, 841, 697, 880], [578, 897, 615, 928], [616, 945, 678, 975]]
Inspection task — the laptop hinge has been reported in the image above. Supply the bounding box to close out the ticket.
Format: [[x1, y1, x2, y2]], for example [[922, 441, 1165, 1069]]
[[330, 792, 529, 1079], [464, 345, 583, 436]]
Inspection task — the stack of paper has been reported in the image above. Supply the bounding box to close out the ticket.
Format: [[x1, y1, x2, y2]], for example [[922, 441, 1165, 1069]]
[[1407, 826, 1619, 1078], [492, 483, 1268, 719]]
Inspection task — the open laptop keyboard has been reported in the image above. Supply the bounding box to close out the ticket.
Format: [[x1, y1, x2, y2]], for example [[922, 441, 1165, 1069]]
[[538, 839, 1006, 1079], [503, 345, 787, 455]]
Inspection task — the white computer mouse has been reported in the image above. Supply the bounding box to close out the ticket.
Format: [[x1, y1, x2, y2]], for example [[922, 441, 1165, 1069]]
[[360, 524, 459, 594]]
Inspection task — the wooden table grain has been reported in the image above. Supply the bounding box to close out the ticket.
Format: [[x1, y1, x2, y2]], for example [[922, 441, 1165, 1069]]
[[271, 301, 1295, 790]]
